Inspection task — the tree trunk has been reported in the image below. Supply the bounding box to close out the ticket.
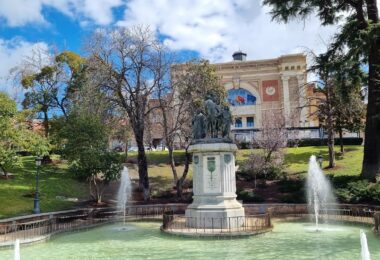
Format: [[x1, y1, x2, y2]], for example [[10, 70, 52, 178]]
[[327, 126, 335, 168], [43, 110, 49, 138], [325, 78, 336, 168], [135, 130, 150, 201], [339, 129, 344, 154], [0, 165, 8, 178], [168, 147, 179, 185], [361, 0, 380, 181], [176, 149, 191, 199]]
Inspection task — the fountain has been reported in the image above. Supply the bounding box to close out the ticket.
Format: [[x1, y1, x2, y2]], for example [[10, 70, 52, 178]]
[[14, 239, 20, 260], [306, 155, 336, 231], [117, 166, 132, 225], [360, 229, 371, 260], [184, 97, 245, 229]]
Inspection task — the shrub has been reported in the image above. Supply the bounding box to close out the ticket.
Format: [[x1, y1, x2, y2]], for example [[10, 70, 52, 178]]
[[335, 180, 380, 204], [279, 193, 306, 203], [278, 179, 304, 193], [237, 190, 264, 203], [288, 137, 363, 147], [236, 141, 252, 149], [242, 152, 284, 183], [152, 190, 174, 199]]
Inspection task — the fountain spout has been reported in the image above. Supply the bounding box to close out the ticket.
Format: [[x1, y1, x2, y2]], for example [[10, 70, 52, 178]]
[[360, 229, 371, 260], [14, 239, 20, 260], [117, 167, 131, 225], [306, 155, 336, 231]]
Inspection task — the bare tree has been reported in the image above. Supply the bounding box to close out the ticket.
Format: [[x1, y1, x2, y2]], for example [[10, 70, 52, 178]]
[[155, 60, 226, 199], [85, 26, 171, 200], [244, 110, 288, 187], [254, 110, 288, 162], [156, 85, 192, 199]]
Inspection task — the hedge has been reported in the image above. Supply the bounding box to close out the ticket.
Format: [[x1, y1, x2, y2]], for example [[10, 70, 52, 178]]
[[287, 137, 363, 147]]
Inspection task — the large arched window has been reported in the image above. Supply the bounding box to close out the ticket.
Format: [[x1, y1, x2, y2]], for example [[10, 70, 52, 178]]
[[227, 88, 256, 106]]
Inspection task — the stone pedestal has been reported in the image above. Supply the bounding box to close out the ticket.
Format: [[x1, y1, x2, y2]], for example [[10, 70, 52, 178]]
[[185, 142, 245, 228]]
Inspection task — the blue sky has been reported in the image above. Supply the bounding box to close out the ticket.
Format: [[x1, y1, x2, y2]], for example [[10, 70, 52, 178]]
[[0, 0, 343, 98]]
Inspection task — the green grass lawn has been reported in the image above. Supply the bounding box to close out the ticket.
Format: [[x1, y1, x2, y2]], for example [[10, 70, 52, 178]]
[[283, 145, 363, 176], [0, 145, 364, 218], [0, 156, 88, 219], [236, 145, 363, 177]]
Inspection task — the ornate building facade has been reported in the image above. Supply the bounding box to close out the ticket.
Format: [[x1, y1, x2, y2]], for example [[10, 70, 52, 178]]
[[214, 51, 320, 141]]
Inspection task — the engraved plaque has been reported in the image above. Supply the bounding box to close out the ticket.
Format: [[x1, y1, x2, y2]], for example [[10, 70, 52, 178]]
[[224, 154, 231, 164], [194, 155, 199, 164], [203, 156, 221, 193]]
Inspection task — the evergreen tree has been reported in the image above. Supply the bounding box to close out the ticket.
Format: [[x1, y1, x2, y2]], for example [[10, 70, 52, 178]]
[[264, 0, 380, 180]]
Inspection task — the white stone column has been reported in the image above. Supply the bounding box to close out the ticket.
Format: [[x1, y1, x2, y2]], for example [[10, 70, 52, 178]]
[[281, 75, 290, 127], [297, 74, 308, 127]]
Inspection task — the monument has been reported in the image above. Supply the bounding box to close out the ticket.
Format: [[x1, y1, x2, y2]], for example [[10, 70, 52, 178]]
[[186, 95, 245, 228]]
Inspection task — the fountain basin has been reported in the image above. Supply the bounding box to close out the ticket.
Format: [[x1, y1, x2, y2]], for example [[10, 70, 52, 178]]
[[0, 221, 379, 260]]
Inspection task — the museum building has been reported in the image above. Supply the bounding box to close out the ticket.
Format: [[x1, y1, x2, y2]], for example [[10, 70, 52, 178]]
[[213, 51, 319, 142]]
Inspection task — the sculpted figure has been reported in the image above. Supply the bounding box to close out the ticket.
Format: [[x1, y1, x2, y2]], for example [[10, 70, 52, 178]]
[[204, 98, 220, 138], [220, 106, 232, 138], [192, 111, 207, 139]]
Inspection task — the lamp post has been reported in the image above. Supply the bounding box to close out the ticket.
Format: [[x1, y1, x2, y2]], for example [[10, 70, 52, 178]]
[[33, 156, 42, 214], [316, 154, 323, 169]]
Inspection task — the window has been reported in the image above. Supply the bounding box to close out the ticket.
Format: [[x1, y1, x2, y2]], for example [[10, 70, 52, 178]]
[[235, 117, 242, 128], [247, 117, 254, 128]]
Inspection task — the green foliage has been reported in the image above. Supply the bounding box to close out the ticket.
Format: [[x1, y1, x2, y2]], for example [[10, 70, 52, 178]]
[[20, 75, 35, 88], [61, 112, 122, 202], [279, 193, 306, 203], [288, 138, 363, 147], [0, 93, 19, 175], [55, 51, 85, 73], [69, 151, 122, 182], [21, 131, 50, 157], [61, 112, 108, 160], [0, 92, 50, 176], [236, 190, 264, 203], [175, 59, 227, 114], [263, 0, 380, 180], [335, 180, 380, 204]]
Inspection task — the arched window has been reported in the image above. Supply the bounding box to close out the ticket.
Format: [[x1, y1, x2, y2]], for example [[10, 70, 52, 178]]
[[227, 88, 256, 106]]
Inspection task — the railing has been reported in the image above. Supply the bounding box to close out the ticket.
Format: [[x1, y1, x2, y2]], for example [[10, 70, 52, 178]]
[[0, 204, 187, 245], [0, 203, 378, 245], [374, 212, 380, 232], [162, 212, 272, 236], [0, 214, 111, 244], [244, 204, 378, 224]]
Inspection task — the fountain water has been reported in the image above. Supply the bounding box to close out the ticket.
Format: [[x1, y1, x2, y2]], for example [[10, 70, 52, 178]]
[[360, 229, 371, 260], [14, 239, 20, 260], [117, 166, 131, 225], [306, 155, 336, 231]]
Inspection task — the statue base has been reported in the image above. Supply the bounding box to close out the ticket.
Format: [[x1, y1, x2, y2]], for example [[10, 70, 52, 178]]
[[185, 142, 245, 228]]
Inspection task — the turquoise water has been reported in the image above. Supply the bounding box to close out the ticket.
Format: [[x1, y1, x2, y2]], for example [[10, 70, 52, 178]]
[[1, 221, 379, 260]]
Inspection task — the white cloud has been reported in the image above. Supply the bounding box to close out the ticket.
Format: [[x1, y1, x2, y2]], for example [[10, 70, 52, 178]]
[[118, 0, 339, 63], [0, 0, 46, 26], [0, 0, 124, 27], [0, 38, 49, 100]]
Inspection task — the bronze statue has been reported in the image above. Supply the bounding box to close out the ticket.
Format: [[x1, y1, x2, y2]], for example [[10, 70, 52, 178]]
[[192, 95, 232, 141], [204, 98, 220, 138], [219, 106, 232, 138], [192, 111, 207, 139]]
